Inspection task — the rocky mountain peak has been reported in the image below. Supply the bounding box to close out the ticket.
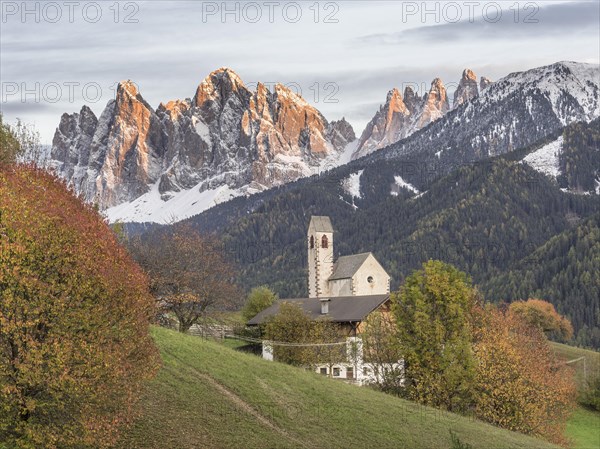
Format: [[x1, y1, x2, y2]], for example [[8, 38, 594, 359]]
[[193, 67, 248, 109], [385, 88, 409, 115], [480, 76, 493, 90], [113, 79, 155, 118], [327, 118, 356, 150], [353, 87, 411, 158], [207, 67, 245, 88], [79, 105, 97, 124], [117, 79, 140, 98], [273, 83, 310, 108], [50, 105, 98, 171], [453, 68, 479, 108], [462, 68, 477, 81], [356, 69, 495, 158], [158, 99, 191, 119], [413, 77, 449, 128], [428, 78, 449, 109], [403, 86, 422, 115], [386, 87, 400, 102]]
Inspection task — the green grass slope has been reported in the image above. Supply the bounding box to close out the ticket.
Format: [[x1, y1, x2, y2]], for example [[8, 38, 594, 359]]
[[118, 327, 562, 449], [550, 342, 600, 389], [549, 342, 600, 449], [566, 407, 600, 449]]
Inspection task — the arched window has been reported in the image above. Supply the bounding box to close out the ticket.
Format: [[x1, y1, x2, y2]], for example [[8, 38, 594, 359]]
[[310, 235, 314, 249], [321, 235, 328, 249]]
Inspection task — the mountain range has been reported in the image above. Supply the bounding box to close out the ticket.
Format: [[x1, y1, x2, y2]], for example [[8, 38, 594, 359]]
[[49, 61, 599, 223], [50, 68, 355, 221], [353, 68, 491, 159]]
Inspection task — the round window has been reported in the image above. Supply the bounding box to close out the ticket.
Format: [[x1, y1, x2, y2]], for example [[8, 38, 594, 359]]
[[367, 276, 374, 284]]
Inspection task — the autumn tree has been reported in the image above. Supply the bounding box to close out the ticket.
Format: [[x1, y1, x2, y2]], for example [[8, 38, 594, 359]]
[[361, 311, 404, 393], [0, 114, 22, 165], [242, 286, 278, 322], [392, 260, 478, 413], [509, 298, 574, 340], [472, 305, 576, 445], [129, 226, 241, 333], [0, 165, 160, 448]]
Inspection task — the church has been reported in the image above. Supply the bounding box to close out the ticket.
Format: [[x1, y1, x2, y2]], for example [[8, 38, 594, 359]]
[[248, 216, 398, 383], [307, 216, 390, 298]]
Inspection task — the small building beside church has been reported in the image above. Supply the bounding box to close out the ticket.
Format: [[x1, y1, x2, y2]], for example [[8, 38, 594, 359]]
[[248, 216, 401, 384]]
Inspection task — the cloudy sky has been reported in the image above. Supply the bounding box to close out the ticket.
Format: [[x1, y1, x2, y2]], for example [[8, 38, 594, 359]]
[[1, 0, 599, 143]]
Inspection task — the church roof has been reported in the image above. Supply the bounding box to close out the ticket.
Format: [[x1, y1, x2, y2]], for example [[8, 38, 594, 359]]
[[309, 216, 334, 233], [328, 252, 372, 280], [247, 294, 390, 325]]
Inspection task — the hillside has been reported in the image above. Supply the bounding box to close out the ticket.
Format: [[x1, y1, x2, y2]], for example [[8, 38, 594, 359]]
[[116, 327, 562, 449], [484, 215, 600, 347], [549, 343, 600, 449], [550, 342, 600, 389]]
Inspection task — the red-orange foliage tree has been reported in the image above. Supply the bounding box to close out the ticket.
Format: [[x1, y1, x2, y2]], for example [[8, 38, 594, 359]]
[[509, 298, 574, 340], [129, 226, 241, 333], [472, 305, 576, 446], [0, 165, 160, 448]]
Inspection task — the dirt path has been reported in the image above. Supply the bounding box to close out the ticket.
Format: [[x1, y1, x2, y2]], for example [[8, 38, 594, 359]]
[[165, 350, 311, 449]]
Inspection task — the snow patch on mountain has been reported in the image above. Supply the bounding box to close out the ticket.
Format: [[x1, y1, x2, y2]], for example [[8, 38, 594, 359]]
[[522, 136, 563, 178], [105, 140, 362, 224], [104, 179, 260, 224], [336, 140, 359, 166], [342, 170, 364, 199], [391, 175, 420, 196], [193, 117, 212, 145]]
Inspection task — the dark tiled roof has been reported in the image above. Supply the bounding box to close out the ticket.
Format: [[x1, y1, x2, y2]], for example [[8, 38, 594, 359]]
[[247, 294, 389, 325], [328, 253, 371, 280], [309, 216, 334, 233]]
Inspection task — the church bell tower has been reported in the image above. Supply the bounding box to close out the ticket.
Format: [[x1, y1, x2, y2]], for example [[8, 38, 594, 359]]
[[307, 216, 334, 298]]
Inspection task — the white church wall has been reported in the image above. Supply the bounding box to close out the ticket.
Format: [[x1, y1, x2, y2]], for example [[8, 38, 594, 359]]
[[329, 278, 352, 297], [352, 254, 391, 296]]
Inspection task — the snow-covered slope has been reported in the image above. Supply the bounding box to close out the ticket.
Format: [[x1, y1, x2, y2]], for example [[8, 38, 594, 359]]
[[521, 132, 599, 196], [522, 136, 563, 179], [105, 180, 246, 224], [341, 170, 364, 199], [105, 138, 358, 223], [391, 175, 420, 196]]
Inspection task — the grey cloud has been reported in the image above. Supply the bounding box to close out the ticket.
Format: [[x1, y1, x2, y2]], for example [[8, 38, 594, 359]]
[[358, 1, 599, 45]]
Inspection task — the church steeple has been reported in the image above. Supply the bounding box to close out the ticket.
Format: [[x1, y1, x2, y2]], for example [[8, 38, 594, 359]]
[[307, 216, 334, 298]]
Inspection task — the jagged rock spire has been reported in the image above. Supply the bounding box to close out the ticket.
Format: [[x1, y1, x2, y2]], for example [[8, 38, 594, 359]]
[[453, 69, 479, 108]]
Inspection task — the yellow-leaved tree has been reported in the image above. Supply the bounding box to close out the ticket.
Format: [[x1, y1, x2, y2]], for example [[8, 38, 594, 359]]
[[472, 305, 576, 446], [0, 165, 160, 448]]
